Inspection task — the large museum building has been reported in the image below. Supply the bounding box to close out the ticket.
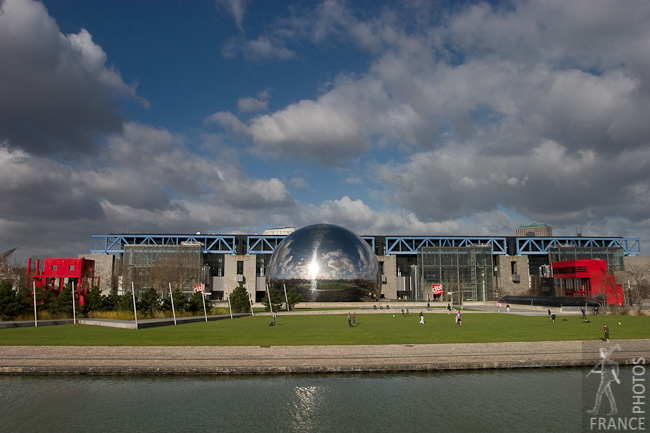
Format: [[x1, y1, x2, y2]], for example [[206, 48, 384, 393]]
[[86, 224, 643, 304]]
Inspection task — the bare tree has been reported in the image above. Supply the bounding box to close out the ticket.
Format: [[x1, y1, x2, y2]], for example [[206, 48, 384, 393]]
[[120, 246, 201, 297], [623, 263, 650, 311], [0, 254, 13, 283], [0, 249, 21, 288], [149, 250, 201, 294], [592, 269, 625, 312]]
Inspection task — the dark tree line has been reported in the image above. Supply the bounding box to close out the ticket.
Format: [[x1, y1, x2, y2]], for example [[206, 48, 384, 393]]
[[0, 281, 207, 320], [227, 284, 302, 314]]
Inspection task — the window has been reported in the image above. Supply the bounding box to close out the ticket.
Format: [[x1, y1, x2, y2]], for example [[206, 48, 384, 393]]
[[420, 246, 494, 302], [256, 256, 267, 277], [69, 265, 75, 271]]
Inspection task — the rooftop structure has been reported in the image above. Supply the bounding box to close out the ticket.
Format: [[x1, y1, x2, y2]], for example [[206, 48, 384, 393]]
[[516, 223, 553, 237]]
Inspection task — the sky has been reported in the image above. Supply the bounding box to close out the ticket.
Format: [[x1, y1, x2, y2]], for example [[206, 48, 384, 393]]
[[1, 0, 649, 262]]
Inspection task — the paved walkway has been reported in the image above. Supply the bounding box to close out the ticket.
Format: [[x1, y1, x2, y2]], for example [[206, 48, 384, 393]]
[[2, 339, 648, 375]]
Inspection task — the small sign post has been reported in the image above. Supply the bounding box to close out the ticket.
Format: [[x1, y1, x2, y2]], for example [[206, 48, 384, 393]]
[[194, 284, 207, 322]]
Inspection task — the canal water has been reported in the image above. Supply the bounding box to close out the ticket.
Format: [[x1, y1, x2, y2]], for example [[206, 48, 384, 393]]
[[0, 368, 618, 432]]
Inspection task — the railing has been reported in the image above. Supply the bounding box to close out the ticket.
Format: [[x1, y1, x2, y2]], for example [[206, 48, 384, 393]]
[[384, 236, 507, 256], [90, 234, 237, 255], [516, 237, 640, 256]]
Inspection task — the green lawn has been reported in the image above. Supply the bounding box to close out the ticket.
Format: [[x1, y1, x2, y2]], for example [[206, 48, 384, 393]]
[[1, 313, 648, 346]]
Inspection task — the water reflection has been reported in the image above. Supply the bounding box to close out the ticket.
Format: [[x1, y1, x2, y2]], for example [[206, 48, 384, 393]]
[[290, 386, 320, 432], [0, 369, 600, 433]]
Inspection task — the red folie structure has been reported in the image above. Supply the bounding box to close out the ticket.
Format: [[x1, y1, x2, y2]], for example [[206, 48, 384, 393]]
[[551, 259, 623, 305], [27, 258, 99, 305]]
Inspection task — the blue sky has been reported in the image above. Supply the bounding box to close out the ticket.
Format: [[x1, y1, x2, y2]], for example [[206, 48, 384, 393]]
[[1, 0, 650, 261]]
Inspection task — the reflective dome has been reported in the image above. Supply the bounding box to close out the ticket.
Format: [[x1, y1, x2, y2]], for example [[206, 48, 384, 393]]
[[266, 224, 381, 302]]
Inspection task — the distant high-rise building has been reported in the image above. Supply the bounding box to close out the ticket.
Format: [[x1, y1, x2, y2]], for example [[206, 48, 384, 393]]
[[516, 223, 552, 237]]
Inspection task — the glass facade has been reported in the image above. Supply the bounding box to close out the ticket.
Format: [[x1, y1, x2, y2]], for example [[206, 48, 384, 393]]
[[548, 247, 625, 272], [204, 254, 224, 277], [419, 247, 494, 302], [122, 245, 202, 294], [395, 255, 418, 298]]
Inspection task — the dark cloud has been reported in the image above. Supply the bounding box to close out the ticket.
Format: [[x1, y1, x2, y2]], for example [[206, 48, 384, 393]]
[[0, 0, 145, 157], [0, 147, 105, 222]]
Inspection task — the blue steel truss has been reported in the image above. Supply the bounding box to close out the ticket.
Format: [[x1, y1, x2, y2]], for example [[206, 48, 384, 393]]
[[385, 236, 507, 255], [245, 235, 376, 255], [91, 234, 640, 257], [516, 237, 641, 256], [363, 236, 376, 253], [246, 236, 286, 254], [91, 234, 237, 255]]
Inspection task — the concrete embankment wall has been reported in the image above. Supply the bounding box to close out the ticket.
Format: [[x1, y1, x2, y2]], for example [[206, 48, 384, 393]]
[[2, 340, 648, 376]]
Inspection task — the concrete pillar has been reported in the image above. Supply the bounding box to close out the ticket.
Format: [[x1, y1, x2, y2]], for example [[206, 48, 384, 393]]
[[243, 255, 257, 301], [379, 255, 397, 300], [223, 254, 257, 300], [79, 253, 115, 296], [495, 255, 530, 297]]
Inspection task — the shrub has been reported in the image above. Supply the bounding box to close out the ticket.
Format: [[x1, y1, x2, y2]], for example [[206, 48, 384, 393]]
[[286, 288, 302, 310], [262, 287, 283, 312], [0, 281, 30, 320], [138, 287, 161, 317], [229, 284, 251, 313]]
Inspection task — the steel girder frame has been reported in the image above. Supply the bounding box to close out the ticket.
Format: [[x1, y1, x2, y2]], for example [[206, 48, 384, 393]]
[[90, 234, 237, 255], [384, 236, 507, 256], [516, 237, 641, 256], [90, 234, 640, 256], [246, 236, 286, 255], [245, 235, 377, 255]]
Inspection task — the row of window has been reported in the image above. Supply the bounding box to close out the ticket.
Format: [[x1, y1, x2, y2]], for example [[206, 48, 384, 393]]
[[50, 265, 76, 271]]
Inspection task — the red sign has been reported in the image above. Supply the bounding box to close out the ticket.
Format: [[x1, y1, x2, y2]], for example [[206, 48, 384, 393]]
[[193, 284, 205, 293], [432, 284, 443, 295]]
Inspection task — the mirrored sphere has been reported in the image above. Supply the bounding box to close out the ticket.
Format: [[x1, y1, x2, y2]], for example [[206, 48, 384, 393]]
[[266, 224, 381, 302]]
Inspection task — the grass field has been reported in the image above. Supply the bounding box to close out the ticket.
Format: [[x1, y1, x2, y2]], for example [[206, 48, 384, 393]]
[[1, 312, 648, 346]]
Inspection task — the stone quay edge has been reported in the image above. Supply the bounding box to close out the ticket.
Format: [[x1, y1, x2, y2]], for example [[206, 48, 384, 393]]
[[1, 339, 648, 376]]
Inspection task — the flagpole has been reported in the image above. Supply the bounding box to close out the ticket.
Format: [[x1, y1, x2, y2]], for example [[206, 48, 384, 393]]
[[131, 281, 138, 329], [33, 281, 38, 328], [169, 283, 177, 325], [72, 281, 76, 324], [266, 284, 273, 313], [283, 283, 290, 312]]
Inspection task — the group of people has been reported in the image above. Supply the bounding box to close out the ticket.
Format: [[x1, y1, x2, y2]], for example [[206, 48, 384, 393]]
[[346, 304, 612, 342], [546, 308, 612, 342]]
